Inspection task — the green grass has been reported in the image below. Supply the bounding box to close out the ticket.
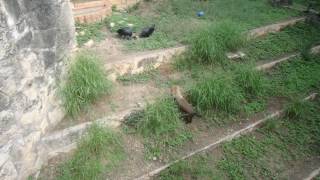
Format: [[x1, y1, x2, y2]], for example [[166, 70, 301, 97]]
[[57, 124, 125, 180], [125, 97, 192, 159], [158, 155, 221, 180], [106, 0, 299, 51], [284, 99, 314, 119], [244, 22, 320, 62], [107, 12, 147, 33], [157, 98, 320, 180], [233, 64, 268, 98], [188, 72, 244, 114], [76, 22, 106, 46], [61, 52, 112, 117], [269, 55, 320, 97], [117, 69, 159, 85], [189, 21, 246, 65]]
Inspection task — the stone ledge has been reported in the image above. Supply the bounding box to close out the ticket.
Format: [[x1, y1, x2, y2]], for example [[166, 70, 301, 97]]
[[105, 46, 186, 81], [256, 45, 320, 71], [248, 17, 306, 38]]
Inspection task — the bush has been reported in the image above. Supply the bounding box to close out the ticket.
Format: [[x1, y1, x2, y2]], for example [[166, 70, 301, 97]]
[[61, 52, 112, 117], [233, 64, 267, 98], [189, 73, 244, 113], [57, 124, 125, 180], [189, 21, 246, 64]]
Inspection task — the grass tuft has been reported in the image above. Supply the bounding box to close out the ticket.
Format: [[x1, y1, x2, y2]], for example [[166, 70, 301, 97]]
[[285, 99, 313, 119], [57, 124, 125, 180], [134, 97, 192, 159], [233, 64, 268, 98], [189, 73, 244, 114], [61, 52, 112, 117], [189, 21, 246, 65]]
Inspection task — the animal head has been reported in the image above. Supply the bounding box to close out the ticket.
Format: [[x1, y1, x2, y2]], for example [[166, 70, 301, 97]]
[[171, 86, 183, 99]]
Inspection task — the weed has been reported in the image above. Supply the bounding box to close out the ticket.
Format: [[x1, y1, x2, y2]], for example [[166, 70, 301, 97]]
[[260, 118, 280, 133], [189, 21, 246, 65], [61, 52, 112, 117], [57, 124, 125, 180], [136, 97, 192, 159], [189, 73, 244, 114]]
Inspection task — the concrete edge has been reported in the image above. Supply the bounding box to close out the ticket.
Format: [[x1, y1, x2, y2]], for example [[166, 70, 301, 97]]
[[303, 167, 320, 180]]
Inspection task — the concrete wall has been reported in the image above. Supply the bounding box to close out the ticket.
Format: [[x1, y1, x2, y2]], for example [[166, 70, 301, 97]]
[[0, 0, 75, 179]]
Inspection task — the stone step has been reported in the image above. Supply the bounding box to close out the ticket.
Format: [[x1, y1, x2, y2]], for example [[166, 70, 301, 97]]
[[42, 50, 316, 162], [248, 17, 306, 38], [105, 46, 186, 81], [135, 93, 318, 180], [38, 17, 309, 173], [41, 108, 134, 157], [256, 45, 320, 71]]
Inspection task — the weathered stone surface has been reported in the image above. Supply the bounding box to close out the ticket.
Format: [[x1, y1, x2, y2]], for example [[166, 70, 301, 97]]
[[0, 0, 75, 179]]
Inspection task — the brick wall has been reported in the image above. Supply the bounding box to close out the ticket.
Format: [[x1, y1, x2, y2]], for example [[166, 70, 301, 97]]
[[72, 0, 140, 23]]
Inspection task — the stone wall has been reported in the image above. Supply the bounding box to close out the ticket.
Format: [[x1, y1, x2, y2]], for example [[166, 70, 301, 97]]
[[0, 0, 75, 179]]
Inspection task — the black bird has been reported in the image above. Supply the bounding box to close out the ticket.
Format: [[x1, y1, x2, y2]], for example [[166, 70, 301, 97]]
[[139, 24, 155, 38], [117, 27, 133, 39]]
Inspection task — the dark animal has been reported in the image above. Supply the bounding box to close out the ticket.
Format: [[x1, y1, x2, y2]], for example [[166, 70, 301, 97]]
[[139, 24, 155, 38], [171, 86, 198, 124], [117, 27, 133, 39]]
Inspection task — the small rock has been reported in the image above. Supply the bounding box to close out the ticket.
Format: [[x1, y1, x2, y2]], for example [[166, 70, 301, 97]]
[[84, 40, 94, 48], [128, 23, 134, 27], [110, 22, 115, 28], [79, 31, 85, 36], [152, 157, 157, 161]]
